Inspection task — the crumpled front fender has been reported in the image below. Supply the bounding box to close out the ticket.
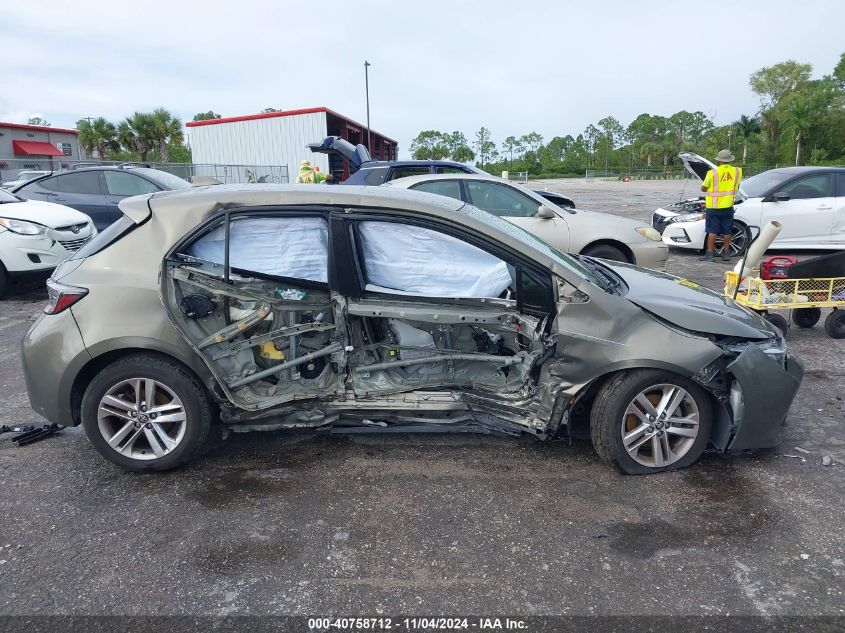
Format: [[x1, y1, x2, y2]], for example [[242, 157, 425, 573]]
[[725, 345, 804, 452]]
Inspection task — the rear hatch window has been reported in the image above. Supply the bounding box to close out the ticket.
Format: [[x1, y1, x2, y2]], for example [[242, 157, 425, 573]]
[[70, 215, 137, 261]]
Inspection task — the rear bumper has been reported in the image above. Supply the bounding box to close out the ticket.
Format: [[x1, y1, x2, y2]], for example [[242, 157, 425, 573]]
[[21, 309, 92, 425], [726, 346, 804, 452]]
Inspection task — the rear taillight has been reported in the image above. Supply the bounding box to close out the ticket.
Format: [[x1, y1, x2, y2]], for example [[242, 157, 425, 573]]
[[44, 279, 88, 314]]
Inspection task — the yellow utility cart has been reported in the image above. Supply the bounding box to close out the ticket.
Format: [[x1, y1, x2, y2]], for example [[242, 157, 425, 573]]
[[724, 271, 845, 338]]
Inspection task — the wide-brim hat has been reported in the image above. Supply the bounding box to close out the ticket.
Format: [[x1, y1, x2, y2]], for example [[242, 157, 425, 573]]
[[716, 149, 735, 163]]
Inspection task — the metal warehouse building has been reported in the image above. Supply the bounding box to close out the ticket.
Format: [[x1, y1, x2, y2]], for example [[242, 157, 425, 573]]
[[186, 106, 397, 181]]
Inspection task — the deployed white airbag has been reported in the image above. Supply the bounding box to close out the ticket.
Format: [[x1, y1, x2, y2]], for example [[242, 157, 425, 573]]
[[188, 217, 328, 282], [358, 221, 512, 298]]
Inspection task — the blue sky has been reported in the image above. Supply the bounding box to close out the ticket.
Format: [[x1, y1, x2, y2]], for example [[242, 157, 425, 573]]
[[2, 0, 843, 158]]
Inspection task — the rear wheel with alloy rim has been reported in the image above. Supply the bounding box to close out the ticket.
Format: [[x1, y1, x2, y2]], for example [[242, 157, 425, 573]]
[[82, 354, 213, 471], [714, 222, 750, 257], [590, 369, 713, 475]]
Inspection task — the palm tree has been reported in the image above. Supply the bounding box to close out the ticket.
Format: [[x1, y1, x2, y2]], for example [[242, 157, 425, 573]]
[[782, 98, 813, 165], [734, 114, 760, 165], [149, 108, 184, 163], [76, 117, 118, 159], [118, 112, 155, 161]]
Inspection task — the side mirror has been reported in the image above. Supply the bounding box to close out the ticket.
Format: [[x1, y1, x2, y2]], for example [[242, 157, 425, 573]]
[[537, 205, 556, 219], [773, 191, 791, 202]]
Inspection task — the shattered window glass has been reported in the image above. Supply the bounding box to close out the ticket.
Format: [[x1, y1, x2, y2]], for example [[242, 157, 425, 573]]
[[187, 216, 329, 282]]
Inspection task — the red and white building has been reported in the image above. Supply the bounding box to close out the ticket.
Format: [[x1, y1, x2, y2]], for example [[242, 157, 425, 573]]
[[186, 106, 396, 181]]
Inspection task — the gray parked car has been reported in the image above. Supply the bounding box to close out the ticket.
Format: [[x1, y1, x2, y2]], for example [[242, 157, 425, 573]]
[[22, 185, 802, 474], [12, 166, 191, 231]]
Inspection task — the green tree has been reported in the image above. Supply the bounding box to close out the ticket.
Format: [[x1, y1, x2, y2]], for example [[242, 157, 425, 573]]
[[26, 116, 50, 127], [782, 96, 814, 165], [444, 131, 475, 162], [734, 114, 760, 165], [501, 136, 524, 166], [76, 117, 119, 159], [597, 116, 624, 171], [583, 124, 600, 168], [834, 52, 845, 86], [118, 112, 155, 161], [410, 130, 449, 159], [473, 127, 496, 169], [749, 60, 812, 110], [192, 111, 221, 121], [149, 108, 184, 163]]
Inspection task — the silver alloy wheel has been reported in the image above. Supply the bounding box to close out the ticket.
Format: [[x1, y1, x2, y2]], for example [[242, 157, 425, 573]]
[[715, 224, 748, 257], [97, 378, 187, 461], [621, 383, 700, 468]]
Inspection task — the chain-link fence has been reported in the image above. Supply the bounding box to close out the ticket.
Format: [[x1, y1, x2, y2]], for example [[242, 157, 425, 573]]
[[0, 157, 289, 187], [585, 165, 776, 182]]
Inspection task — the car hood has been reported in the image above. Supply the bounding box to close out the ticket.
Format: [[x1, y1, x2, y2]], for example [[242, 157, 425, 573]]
[[0, 198, 93, 228], [308, 136, 372, 169], [601, 260, 777, 339], [678, 151, 715, 181], [562, 207, 648, 232]]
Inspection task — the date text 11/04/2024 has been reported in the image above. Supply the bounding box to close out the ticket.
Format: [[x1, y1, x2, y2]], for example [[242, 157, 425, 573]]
[[308, 617, 528, 630]]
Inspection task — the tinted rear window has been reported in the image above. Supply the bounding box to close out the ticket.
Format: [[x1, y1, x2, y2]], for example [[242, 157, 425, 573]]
[[70, 215, 137, 260]]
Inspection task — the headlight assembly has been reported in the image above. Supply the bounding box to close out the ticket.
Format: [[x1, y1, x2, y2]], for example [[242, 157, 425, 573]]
[[671, 212, 706, 223], [635, 227, 663, 241], [0, 217, 48, 235]]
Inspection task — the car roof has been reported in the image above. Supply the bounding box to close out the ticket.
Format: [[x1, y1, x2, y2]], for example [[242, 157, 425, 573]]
[[384, 173, 507, 188], [362, 160, 476, 169], [757, 166, 845, 176]]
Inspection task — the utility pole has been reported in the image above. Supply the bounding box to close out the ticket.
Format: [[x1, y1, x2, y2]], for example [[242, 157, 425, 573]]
[[364, 60, 371, 151]]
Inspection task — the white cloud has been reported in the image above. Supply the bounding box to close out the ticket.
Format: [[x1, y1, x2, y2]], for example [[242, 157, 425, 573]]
[[1, 0, 843, 157]]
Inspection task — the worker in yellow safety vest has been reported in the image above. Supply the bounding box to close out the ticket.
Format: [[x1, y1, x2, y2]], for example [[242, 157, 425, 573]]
[[699, 149, 742, 262]]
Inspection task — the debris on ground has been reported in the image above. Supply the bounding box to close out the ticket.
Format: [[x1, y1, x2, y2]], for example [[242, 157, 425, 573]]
[[782, 454, 807, 462], [9, 425, 62, 446], [822, 456, 833, 466], [793, 446, 811, 454]]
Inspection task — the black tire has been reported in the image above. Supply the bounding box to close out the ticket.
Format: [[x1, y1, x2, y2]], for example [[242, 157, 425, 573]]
[[590, 369, 713, 475], [824, 309, 845, 339], [81, 354, 213, 472], [582, 243, 629, 263], [765, 312, 790, 336], [792, 307, 821, 329], [0, 261, 9, 299]]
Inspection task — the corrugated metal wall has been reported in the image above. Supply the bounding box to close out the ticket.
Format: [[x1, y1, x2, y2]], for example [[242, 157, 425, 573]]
[[187, 112, 329, 175]]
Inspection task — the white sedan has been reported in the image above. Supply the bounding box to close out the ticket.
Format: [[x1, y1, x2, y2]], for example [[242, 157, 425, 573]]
[[652, 152, 845, 256], [0, 188, 96, 297]]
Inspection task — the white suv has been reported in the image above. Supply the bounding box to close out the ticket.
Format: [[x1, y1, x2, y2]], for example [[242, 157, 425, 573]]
[[0, 188, 96, 297]]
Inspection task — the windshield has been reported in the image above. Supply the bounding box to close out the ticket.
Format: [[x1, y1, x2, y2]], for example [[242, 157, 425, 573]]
[[740, 170, 792, 198], [135, 169, 192, 191], [453, 202, 607, 288], [0, 189, 21, 203]]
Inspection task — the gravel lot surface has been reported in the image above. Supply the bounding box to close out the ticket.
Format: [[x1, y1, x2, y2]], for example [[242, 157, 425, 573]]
[[0, 179, 842, 619]]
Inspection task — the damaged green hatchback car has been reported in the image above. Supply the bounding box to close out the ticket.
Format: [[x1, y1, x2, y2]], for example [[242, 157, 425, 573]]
[[21, 184, 803, 474]]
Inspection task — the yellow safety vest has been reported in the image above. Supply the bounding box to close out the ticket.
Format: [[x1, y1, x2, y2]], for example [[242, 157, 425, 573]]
[[703, 165, 742, 209]]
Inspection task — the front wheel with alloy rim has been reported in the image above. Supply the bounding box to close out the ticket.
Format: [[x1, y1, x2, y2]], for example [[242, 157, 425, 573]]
[[590, 369, 713, 475], [714, 223, 750, 257], [81, 354, 213, 471]]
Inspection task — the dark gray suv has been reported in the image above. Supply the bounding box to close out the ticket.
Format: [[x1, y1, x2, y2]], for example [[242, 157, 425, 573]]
[[12, 167, 191, 230]]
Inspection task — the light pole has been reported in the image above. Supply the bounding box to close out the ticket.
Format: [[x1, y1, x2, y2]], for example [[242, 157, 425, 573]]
[[364, 60, 371, 151]]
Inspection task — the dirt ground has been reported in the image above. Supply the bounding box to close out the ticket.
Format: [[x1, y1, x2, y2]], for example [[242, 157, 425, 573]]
[[0, 179, 842, 621]]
